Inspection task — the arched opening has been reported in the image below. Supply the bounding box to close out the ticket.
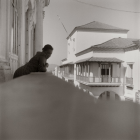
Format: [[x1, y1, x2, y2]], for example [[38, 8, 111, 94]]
[[99, 91, 120, 101]]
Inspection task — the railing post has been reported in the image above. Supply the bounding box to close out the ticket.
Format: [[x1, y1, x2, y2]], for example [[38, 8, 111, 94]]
[[109, 63, 111, 83], [98, 63, 101, 82], [119, 63, 121, 83], [88, 62, 90, 83]]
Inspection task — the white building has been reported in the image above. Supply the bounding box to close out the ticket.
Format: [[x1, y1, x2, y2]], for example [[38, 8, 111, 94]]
[[0, 0, 50, 83], [58, 21, 140, 102]]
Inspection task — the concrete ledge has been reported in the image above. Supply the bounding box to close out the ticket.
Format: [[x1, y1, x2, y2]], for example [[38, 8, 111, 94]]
[[0, 73, 140, 139]]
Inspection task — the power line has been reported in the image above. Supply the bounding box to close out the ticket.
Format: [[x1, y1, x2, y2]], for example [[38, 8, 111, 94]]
[[74, 0, 140, 13], [57, 15, 68, 34]]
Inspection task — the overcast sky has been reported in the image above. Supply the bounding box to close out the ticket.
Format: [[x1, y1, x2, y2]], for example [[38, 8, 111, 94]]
[[43, 0, 140, 65]]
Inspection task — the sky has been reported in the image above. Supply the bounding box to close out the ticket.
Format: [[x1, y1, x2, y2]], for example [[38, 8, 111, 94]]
[[43, 0, 140, 66]]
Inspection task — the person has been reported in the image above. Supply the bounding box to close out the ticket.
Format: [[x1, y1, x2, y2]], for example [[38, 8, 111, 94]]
[[13, 44, 53, 79]]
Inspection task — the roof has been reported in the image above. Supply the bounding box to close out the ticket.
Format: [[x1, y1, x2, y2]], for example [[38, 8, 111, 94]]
[[59, 62, 74, 67], [75, 38, 140, 57], [93, 38, 139, 49], [75, 57, 123, 64], [61, 58, 67, 62], [132, 40, 140, 46], [67, 21, 129, 39]]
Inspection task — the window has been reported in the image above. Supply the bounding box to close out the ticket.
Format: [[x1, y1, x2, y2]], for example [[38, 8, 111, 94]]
[[101, 64, 109, 76]]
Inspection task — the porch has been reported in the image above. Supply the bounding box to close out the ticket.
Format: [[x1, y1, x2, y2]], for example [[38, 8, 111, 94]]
[[76, 57, 123, 87], [60, 62, 74, 81], [76, 75, 121, 86]]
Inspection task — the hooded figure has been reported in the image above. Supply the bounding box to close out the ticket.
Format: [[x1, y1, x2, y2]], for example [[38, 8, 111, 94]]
[[13, 44, 53, 78]]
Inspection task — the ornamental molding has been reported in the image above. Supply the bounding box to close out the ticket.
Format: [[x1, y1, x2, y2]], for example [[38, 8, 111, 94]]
[[25, 0, 34, 12], [35, 0, 50, 8], [29, 9, 35, 25]]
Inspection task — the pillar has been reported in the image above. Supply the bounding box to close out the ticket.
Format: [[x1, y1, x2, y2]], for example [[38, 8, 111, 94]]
[[109, 63, 111, 83], [35, 0, 43, 52], [119, 63, 121, 83], [0, 0, 12, 82], [98, 63, 101, 82], [88, 62, 90, 83]]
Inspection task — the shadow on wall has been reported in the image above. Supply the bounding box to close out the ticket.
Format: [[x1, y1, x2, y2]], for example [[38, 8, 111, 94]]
[[99, 91, 120, 101]]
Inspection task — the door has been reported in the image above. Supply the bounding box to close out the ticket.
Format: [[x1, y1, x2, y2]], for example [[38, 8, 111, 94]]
[[101, 64, 110, 82]]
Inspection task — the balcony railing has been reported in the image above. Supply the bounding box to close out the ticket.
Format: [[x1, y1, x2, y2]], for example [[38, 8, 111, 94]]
[[126, 77, 133, 86], [76, 75, 120, 83], [64, 73, 74, 79]]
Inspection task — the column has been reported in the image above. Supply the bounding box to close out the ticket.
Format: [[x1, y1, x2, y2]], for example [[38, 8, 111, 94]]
[[0, 0, 12, 82], [85, 63, 86, 82], [75, 64, 77, 80], [0, 0, 8, 60], [98, 63, 101, 82], [35, 0, 43, 52], [119, 63, 121, 83], [109, 63, 111, 83], [88, 62, 90, 83]]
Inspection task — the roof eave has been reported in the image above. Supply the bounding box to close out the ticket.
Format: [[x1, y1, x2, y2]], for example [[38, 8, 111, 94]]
[[76, 28, 129, 33], [66, 27, 77, 39]]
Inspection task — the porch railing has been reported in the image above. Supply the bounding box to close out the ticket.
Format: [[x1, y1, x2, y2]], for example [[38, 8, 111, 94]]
[[76, 75, 121, 83], [64, 73, 74, 79], [126, 77, 133, 85]]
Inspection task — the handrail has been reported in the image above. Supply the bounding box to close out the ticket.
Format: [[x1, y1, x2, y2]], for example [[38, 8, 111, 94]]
[[76, 75, 121, 83]]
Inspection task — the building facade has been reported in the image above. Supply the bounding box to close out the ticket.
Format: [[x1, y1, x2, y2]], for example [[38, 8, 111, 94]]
[[0, 0, 50, 83], [57, 21, 140, 103]]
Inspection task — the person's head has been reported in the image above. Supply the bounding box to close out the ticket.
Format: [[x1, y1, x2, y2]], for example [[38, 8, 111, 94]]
[[42, 44, 53, 59]]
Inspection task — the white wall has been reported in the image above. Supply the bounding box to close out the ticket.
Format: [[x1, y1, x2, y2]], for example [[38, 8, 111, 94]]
[[76, 31, 127, 53], [124, 50, 139, 92], [90, 63, 98, 77], [76, 51, 93, 62], [67, 31, 77, 62]]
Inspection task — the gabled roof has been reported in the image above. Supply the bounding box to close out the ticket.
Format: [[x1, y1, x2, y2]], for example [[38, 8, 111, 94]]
[[75, 57, 123, 64], [67, 21, 129, 39], [93, 38, 139, 49]]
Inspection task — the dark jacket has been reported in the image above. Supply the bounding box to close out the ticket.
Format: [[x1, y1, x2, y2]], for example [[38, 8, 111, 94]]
[[13, 52, 48, 78]]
